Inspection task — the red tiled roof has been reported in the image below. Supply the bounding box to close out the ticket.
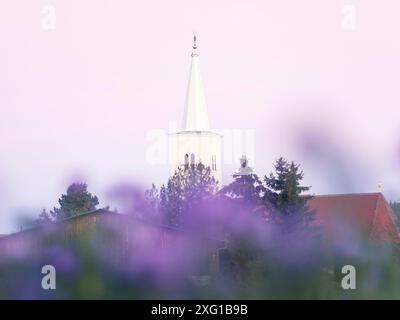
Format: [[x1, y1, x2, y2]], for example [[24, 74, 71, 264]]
[[308, 193, 400, 243]]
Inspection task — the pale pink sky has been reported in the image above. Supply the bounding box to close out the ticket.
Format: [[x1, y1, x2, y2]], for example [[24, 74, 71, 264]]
[[1, 0, 399, 232]]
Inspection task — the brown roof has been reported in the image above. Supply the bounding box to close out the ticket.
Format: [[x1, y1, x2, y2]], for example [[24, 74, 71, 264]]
[[308, 193, 400, 243]]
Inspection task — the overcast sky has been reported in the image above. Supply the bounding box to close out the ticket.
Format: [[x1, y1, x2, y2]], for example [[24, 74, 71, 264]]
[[0, 0, 399, 233]]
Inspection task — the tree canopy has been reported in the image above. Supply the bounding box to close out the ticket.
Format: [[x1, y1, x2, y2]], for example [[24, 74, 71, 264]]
[[390, 201, 400, 228], [147, 163, 218, 227], [49, 183, 99, 221], [263, 157, 315, 233]]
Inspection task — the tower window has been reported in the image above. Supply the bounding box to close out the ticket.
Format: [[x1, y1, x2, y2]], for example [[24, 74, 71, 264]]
[[184, 154, 189, 170], [190, 154, 195, 169], [212, 155, 216, 171]]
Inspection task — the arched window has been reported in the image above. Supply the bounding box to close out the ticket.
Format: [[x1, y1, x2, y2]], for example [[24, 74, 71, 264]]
[[190, 153, 195, 169], [212, 155, 217, 171], [184, 154, 189, 170]]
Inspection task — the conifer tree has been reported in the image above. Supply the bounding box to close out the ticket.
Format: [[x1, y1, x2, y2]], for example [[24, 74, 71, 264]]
[[38, 209, 53, 223], [148, 163, 218, 227], [145, 183, 159, 213], [390, 201, 400, 228], [50, 183, 99, 221], [263, 157, 315, 233], [219, 156, 266, 219]]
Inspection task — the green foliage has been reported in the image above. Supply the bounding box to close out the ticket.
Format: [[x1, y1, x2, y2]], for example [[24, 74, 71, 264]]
[[50, 183, 99, 221], [218, 158, 319, 286], [391, 202, 400, 214], [220, 173, 264, 206], [145, 184, 159, 212], [390, 201, 400, 228], [146, 163, 218, 227], [263, 157, 315, 233], [148, 157, 316, 230], [36, 209, 53, 225], [219, 168, 270, 221], [390, 201, 400, 216]]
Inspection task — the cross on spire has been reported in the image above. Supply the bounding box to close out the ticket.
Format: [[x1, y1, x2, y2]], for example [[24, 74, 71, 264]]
[[378, 181, 383, 193], [193, 32, 197, 49]]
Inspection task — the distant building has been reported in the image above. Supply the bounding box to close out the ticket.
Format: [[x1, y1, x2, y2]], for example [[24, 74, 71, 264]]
[[0, 209, 224, 274], [234, 159, 400, 244], [309, 193, 400, 244]]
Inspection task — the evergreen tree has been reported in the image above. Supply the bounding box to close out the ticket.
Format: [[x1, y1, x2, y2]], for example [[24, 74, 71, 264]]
[[263, 157, 315, 233], [390, 201, 400, 228], [37, 209, 53, 224], [221, 158, 318, 285], [50, 183, 99, 221], [148, 163, 218, 227], [221, 173, 263, 203], [219, 157, 267, 219], [144, 183, 159, 214]]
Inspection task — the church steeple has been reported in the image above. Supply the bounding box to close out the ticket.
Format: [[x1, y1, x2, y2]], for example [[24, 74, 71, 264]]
[[170, 34, 222, 183], [181, 33, 210, 131]]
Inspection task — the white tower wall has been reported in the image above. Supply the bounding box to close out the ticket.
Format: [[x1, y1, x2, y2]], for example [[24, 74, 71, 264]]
[[169, 131, 223, 184], [169, 35, 223, 185]]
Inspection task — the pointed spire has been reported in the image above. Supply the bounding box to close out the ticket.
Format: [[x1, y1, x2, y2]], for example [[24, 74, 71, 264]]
[[181, 33, 210, 131]]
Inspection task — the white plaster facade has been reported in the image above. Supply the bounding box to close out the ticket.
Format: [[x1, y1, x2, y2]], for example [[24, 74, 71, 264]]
[[169, 36, 223, 184]]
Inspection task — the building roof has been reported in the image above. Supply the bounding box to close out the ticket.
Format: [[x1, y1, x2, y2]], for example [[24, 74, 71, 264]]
[[308, 193, 400, 243], [0, 208, 225, 245]]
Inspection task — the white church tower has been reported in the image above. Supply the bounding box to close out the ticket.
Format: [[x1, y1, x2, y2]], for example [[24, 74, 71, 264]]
[[169, 34, 223, 184]]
